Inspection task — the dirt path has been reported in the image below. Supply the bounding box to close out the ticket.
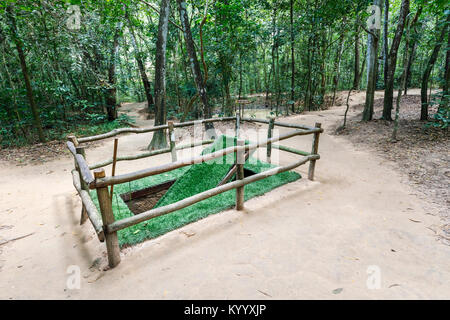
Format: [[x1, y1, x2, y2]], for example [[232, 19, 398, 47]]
[[0, 91, 449, 299]]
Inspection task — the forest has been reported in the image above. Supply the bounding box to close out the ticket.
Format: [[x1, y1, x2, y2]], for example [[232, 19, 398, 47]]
[[0, 0, 448, 149]]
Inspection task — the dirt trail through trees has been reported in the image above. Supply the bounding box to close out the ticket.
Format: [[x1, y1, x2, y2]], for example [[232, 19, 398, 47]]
[[0, 91, 449, 299]]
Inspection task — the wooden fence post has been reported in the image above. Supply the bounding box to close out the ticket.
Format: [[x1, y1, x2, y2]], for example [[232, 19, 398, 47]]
[[68, 136, 89, 225], [267, 117, 275, 163], [235, 114, 240, 137], [236, 139, 245, 210], [308, 122, 322, 181], [168, 121, 177, 162], [76, 146, 89, 224], [94, 168, 121, 268]]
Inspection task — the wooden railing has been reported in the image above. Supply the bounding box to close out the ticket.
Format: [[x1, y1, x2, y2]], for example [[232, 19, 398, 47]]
[[67, 116, 323, 268]]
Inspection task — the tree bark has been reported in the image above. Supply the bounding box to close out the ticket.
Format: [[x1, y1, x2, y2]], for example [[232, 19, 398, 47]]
[[441, 21, 450, 110], [106, 23, 121, 121], [290, 0, 295, 109], [148, 0, 171, 150], [383, 0, 389, 87], [177, 0, 216, 138], [332, 32, 345, 106], [353, 23, 361, 90], [362, 0, 381, 121], [382, 0, 410, 120], [403, 6, 422, 95], [124, 6, 154, 112]]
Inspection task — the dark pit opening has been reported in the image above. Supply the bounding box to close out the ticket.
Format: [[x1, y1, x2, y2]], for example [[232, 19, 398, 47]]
[[121, 180, 176, 215], [241, 168, 256, 179], [120, 168, 257, 215]]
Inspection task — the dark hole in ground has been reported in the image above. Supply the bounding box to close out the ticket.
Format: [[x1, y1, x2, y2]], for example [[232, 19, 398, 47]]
[[121, 180, 176, 215], [241, 168, 256, 179], [121, 168, 257, 215]]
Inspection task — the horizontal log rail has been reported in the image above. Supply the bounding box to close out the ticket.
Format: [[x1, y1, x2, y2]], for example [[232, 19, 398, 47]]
[[241, 117, 322, 132], [71, 170, 105, 241], [106, 154, 320, 233], [89, 139, 214, 170], [272, 144, 311, 157], [67, 141, 95, 184], [77, 117, 236, 143], [90, 128, 318, 189]]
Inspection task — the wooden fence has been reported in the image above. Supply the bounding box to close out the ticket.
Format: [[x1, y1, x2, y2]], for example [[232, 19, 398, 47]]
[[67, 116, 323, 268]]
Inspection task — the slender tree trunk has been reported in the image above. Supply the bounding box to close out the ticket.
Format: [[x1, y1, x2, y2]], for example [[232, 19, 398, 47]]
[[392, 17, 410, 141], [290, 0, 295, 110], [6, 6, 45, 142], [124, 6, 154, 113], [353, 23, 361, 90], [404, 6, 422, 95], [420, 15, 449, 120], [177, 0, 216, 138], [362, 0, 381, 121], [383, 0, 389, 87], [332, 32, 345, 106], [382, 0, 410, 120], [148, 0, 171, 150], [442, 27, 450, 110], [106, 23, 121, 121]]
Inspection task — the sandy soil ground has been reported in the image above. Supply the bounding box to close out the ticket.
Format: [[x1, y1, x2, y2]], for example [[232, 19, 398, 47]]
[[0, 90, 449, 299]]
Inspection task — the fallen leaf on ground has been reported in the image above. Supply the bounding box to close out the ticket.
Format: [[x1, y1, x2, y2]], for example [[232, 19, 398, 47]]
[[181, 231, 196, 237], [332, 288, 343, 294], [257, 290, 272, 297]]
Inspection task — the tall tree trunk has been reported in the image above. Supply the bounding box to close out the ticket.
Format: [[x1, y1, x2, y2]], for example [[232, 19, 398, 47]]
[[290, 0, 295, 110], [382, 0, 410, 120], [353, 23, 361, 90], [404, 6, 422, 95], [442, 25, 450, 110], [6, 6, 45, 142], [383, 0, 389, 87], [392, 17, 410, 141], [362, 0, 381, 121], [177, 0, 216, 138], [106, 23, 121, 121], [124, 6, 154, 113], [420, 15, 449, 120], [148, 0, 171, 150], [332, 32, 345, 106]]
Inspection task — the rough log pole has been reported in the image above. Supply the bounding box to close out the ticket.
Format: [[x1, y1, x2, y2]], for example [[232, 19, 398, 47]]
[[308, 122, 322, 181], [236, 139, 245, 210], [110, 138, 119, 201], [267, 117, 275, 163], [71, 170, 105, 242], [272, 144, 310, 156], [168, 121, 177, 162], [241, 117, 319, 131], [235, 114, 240, 137], [88, 140, 214, 170], [94, 169, 120, 268], [77, 117, 236, 143], [68, 136, 88, 224], [76, 146, 88, 224]]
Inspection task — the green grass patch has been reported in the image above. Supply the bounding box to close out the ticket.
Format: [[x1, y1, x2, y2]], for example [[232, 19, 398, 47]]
[[90, 135, 301, 247]]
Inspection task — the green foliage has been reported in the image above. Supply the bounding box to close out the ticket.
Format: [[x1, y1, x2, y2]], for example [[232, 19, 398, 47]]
[[0, 0, 449, 146]]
